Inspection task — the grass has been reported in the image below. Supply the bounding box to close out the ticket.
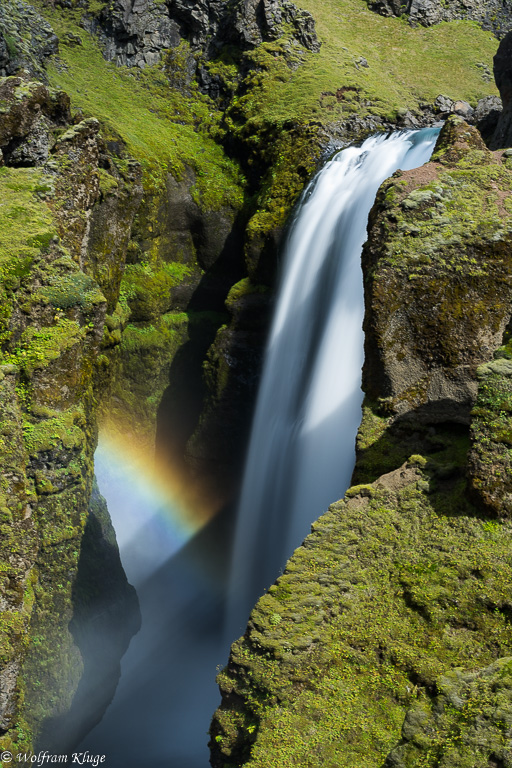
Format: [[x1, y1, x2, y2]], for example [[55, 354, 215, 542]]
[[221, 2, 498, 129], [34, 3, 245, 210]]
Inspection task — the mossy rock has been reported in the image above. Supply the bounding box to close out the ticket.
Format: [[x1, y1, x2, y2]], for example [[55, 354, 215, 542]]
[[362, 117, 512, 424], [211, 464, 512, 767]]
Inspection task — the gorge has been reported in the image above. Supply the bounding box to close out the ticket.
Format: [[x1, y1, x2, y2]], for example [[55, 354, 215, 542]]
[[1, 1, 512, 767]]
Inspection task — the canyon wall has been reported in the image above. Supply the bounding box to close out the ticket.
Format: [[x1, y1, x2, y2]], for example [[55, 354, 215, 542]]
[[0, 0, 510, 760]]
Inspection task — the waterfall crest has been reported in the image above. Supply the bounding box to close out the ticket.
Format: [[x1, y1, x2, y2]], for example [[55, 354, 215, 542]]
[[227, 127, 441, 637]]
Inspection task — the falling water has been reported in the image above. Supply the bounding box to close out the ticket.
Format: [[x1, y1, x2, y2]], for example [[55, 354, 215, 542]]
[[227, 126, 441, 637], [81, 126, 440, 767]]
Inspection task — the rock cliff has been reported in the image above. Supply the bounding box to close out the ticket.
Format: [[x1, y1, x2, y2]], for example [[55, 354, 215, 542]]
[[366, 0, 512, 38], [0, 70, 142, 754], [85, 0, 320, 71]]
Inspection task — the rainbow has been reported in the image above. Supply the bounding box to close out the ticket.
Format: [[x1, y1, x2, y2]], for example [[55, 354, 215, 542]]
[[94, 429, 218, 582]]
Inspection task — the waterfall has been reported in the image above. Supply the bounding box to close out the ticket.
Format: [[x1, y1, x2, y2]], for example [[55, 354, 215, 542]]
[[227, 126, 441, 637], [83, 126, 439, 767]]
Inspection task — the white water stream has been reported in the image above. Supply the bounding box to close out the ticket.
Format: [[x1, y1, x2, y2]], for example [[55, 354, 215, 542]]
[[227, 127, 441, 637]]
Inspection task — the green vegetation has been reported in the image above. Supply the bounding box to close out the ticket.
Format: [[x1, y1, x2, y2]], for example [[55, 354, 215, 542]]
[[213, 464, 512, 767], [34, 3, 244, 210], [0, 167, 56, 262], [103, 310, 195, 445], [223, 4, 498, 130], [0, 0, 508, 761], [468, 357, 512, 517], [121, 260, 197, 320], [0, 166, 57, 348]]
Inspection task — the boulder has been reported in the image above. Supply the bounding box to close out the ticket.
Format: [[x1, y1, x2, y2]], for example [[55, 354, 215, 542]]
[[362, 117, 512, 424]]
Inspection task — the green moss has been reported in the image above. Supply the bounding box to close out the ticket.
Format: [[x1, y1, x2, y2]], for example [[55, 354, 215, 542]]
[[387, 658, 512, 767], [36, 271, 105, 311], [468, 359, 512, 517], [225, 278, 269, 310], [22, 407, 85, 457], [102, 310, 191, 443], [121, 261, 195, 320], [376, 153, 512, 275], [2, 319, 86, 374], [213, 467, 512, 768], [97, 167, 119, 197], [0, 168, 56, 262]]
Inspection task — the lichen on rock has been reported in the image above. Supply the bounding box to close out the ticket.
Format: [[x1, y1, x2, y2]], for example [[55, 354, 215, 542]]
[[362, 116, 512, 425], [0, 0, 58, 81]]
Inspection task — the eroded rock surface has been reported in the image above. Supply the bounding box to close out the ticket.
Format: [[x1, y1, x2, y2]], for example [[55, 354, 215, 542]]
[[85, 0, 319, 70], [0, 0, 58, 80], [366, 0, 512, 37]]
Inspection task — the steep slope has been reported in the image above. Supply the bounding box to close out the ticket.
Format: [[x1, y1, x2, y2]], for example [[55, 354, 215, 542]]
[[0, 70, 141, 754]]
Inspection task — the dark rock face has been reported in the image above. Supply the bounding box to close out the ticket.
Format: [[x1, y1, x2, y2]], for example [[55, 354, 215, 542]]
[[491, 31, 512, 148], [0, 0, 58, 80], [366, 0, 512, 38], [86, 0, 319, 70], [185, 279, 272, 504], [85, 0, 182, 69], [0, 76, 70, 165], [473, 94, 503, 143], [37, 483, 141, 754]]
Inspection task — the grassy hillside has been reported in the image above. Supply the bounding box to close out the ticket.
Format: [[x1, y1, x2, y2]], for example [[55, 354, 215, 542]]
[[34, 3, 245, 210], [36, 1, 498, 163], [217, 1, 498, 131]]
